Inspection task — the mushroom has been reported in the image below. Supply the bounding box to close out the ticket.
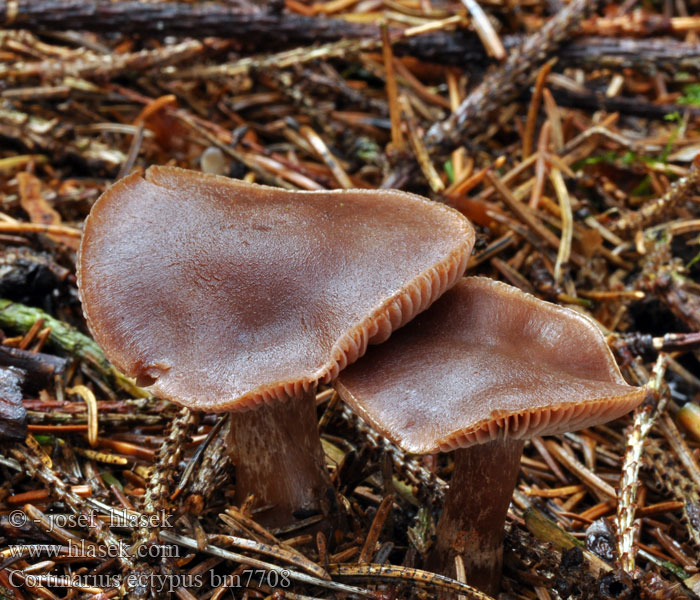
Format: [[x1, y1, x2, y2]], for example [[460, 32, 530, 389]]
[[78, 166, 474, 526], [335, 277, 646, 593]]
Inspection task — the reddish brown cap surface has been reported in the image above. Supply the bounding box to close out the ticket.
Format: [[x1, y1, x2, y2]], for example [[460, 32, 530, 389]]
[[78, 167, 474, 411], [335, 277, 645, 453]]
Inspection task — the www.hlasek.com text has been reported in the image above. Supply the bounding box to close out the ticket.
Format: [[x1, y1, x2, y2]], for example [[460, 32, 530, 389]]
[[9, 540, 179, 560]]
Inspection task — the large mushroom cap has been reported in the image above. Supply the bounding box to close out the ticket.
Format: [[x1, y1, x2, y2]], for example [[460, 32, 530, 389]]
[[78, 166, 474, 411], [335, 277, 646, 454]]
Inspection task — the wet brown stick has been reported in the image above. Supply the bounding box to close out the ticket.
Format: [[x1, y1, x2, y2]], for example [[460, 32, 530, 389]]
[[0, 346, 66, 393], [427, 438, 524, 595], [549, 87, 700, 121]]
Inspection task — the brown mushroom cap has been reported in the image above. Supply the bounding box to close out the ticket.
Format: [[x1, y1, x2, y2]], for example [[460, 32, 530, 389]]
[[78, 166, 474, 411], [335, 277, 646, 454]]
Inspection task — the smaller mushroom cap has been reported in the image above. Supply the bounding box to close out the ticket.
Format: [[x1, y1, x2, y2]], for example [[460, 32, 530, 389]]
[[335, 277, 646, 454], [78, 167, 474, 411]]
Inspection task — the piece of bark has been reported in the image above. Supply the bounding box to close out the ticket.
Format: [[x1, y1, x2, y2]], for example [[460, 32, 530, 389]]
[[398, 34, 700, 72], [0, 1, 376, 46], [3, 0, 700, 72], [0, 366, 27, 441], [557, 36, 700, 74], [3, 3, 698, 76]]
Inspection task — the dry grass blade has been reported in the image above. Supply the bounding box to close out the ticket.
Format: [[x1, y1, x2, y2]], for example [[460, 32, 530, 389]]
[[66, 385, 98, 447], [0, 222, 81, 238], [549, 168, 573, 284], [299, 124, 353, 189], [382, 23, 404, 154], [400, 95, 444, 192], [358, 494, 393, 564], [207, 533, 330, 580], [460, 0, 505, 60]]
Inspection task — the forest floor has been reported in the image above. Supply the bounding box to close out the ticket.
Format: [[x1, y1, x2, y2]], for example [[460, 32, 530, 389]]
[[1, 1, 700, 599]]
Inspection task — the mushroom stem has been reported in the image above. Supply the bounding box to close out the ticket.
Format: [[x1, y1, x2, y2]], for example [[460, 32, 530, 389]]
[[427, 437, 524, 595], [229, 388, 333, 528]]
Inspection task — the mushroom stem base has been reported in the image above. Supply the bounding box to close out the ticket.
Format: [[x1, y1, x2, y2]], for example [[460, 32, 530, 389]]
[[427, 437, 524, 595], [229, 388, 333, 528]]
